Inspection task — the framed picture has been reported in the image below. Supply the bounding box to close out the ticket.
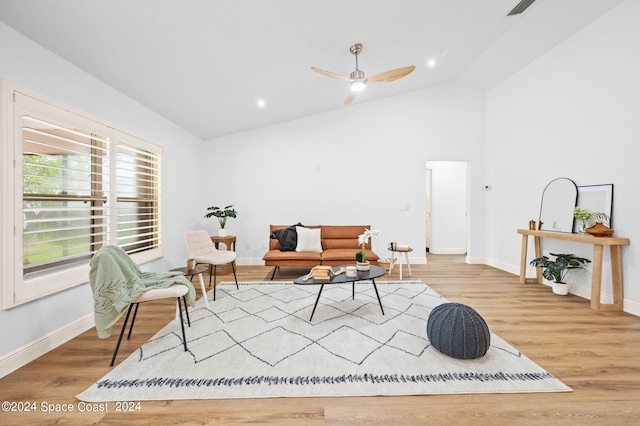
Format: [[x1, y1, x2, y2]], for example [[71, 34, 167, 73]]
[[574, 184, 614, 232]]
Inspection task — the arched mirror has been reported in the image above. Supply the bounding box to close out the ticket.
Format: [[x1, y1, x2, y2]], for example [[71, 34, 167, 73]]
[[538, 177, 578, 233]]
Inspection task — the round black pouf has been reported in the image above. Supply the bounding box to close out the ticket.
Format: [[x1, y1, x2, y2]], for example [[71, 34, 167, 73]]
[[426, 303, 490, 360]]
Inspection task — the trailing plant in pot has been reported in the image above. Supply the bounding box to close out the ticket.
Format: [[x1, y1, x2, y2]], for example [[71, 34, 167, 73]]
[[530, 252, 591, 295], [204, 205, 237, 237], [356, 229, 381, 271]]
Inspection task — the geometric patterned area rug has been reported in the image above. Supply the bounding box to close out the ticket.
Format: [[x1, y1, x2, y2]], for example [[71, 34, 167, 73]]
[[77, 281, 571, 401]]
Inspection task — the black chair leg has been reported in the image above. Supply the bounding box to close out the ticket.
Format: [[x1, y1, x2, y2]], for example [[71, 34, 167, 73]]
[[181, 296, 191, 326], [213, 265, 218, 301], [232, 261, 239, 289], [270, 266, 278, 280], [111, 303, 135, 366], [127, 303, 140, 340], [177, 298, 188, 352]]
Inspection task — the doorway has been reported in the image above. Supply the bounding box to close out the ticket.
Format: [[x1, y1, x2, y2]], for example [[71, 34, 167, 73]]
[[425, 161, 468, 255]]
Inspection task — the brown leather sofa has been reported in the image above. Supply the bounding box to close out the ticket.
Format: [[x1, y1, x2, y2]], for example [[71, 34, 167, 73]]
[[263, 225, 380, 279]]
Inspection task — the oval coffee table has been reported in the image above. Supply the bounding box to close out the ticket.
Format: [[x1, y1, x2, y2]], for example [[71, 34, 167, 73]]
[[294, 265, 385, 321]]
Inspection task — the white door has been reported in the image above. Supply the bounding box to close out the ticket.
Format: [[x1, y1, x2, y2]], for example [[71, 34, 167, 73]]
[[426, 161, 468, 255]]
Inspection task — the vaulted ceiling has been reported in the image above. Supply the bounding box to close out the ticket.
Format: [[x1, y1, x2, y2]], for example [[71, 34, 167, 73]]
[[0, 0, 623, 140]]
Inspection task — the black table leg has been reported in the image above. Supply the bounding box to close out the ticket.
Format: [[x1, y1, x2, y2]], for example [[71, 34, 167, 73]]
[[309, 283, 325, 321], [352, 282, 355, 299], [371, 278, 385, 315]]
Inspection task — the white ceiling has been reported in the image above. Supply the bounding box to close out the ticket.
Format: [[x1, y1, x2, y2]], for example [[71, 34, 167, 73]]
[[0, 0, 623, 140]]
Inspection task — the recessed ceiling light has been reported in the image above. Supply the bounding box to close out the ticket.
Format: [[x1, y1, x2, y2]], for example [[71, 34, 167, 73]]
[[256, 98, 267, 108], [427, 58, 437, 68]]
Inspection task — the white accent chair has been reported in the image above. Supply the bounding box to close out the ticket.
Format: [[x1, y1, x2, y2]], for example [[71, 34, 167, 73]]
[[184, 230, 239, 300], [89, 245, 192, 366], [111, 286, 190, 366]]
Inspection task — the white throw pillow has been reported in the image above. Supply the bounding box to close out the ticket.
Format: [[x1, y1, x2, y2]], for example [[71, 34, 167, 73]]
[[295, 226, 323, 253]]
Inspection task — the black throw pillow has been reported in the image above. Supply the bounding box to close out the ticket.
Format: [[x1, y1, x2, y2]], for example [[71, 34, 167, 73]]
[[271, 223, 303, 251]]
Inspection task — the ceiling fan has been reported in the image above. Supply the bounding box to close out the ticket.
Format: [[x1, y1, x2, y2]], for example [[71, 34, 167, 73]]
[[311, 43, 416, 105]]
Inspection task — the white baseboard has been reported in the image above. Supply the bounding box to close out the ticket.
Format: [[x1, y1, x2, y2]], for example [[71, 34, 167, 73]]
[[429, 248, 467, 255], [0, 313, 95, 379]]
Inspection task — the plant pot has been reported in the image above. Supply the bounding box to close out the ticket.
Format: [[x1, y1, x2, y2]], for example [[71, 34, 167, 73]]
[[356, 261, 370, 272], [217, 228, 228, 237], [551, 282, 569, 296]]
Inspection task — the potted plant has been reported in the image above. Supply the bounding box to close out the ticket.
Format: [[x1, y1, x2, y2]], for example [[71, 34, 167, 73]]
[[204, 205, 237, 237], [530, 252, 591, 295], [356, 229, 381, 271], [573, 207, 593, 234]]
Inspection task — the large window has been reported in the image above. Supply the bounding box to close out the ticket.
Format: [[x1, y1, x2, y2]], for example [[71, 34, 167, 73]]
[[2, 82, 164, 309]]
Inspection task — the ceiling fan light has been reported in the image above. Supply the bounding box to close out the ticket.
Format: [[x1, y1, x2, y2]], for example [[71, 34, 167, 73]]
[[350, 80, 366, 92]]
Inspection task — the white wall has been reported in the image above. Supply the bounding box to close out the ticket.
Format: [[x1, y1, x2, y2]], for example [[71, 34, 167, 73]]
[[0, 22, 204, 361], [200, 84, 487, 265], [485, 0, 640, 311]]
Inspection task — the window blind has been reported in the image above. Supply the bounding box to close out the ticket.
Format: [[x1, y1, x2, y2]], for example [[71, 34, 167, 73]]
[[116, 141, 161, 254], [22, 115, 110, 275]]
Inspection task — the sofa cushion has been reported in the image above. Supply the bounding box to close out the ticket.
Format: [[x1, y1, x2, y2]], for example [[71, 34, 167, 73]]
[[262, 249, 322, 262], [295, 226, 323, 253], [271, 223, 302, 251], [322, 248, 380, 263]]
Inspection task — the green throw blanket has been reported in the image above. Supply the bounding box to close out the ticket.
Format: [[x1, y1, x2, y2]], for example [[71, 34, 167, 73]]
[[89, 245, 196, 338]]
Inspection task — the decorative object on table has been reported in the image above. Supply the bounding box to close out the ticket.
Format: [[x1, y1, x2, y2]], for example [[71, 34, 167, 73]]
[[427, 302, 490, 360], [538, 177, 578, 233], [303, 265, 345, 282], [345, 265, 357, 277], [575, 184, 614, 232], [204, 204, 237, 237], [530, 253, 591, 295], [356, 228, 381, 271], [585, 212, 610, 228], [186, 258, 195, 270], [573, 207, 593, 234], [586, 222, 614, 237], [529, 220, 536, 230]]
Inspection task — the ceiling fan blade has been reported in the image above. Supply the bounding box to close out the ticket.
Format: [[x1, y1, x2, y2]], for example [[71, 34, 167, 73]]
[[366, 65, 416, 83], [311, 67, 352, 82], [344, 91, 356, 105]]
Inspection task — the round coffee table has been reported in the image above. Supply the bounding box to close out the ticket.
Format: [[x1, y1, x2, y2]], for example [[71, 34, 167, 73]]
[[294, 265, 386, 321]]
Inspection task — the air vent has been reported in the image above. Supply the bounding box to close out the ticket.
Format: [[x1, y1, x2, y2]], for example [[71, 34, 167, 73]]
[[507, 0, 537, 16]]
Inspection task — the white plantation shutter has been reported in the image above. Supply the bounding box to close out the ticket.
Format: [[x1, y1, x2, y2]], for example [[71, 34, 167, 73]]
[[116, 137, 162, 254], [22, 113, 110, 274], [2, 83, 163, 309]]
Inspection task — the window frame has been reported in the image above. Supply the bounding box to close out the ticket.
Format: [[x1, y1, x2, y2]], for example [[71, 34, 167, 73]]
[[1, 81, 164, 310]]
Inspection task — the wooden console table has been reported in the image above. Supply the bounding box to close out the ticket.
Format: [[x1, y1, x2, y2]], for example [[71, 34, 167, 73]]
[[518, 229, 630, 311]]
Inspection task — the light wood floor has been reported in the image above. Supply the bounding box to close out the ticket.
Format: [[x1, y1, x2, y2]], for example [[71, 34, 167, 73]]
[[2, 260, 640, 425]]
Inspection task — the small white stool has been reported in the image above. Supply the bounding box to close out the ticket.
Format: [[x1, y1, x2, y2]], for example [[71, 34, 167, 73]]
[[388, 248, 413, 280]]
